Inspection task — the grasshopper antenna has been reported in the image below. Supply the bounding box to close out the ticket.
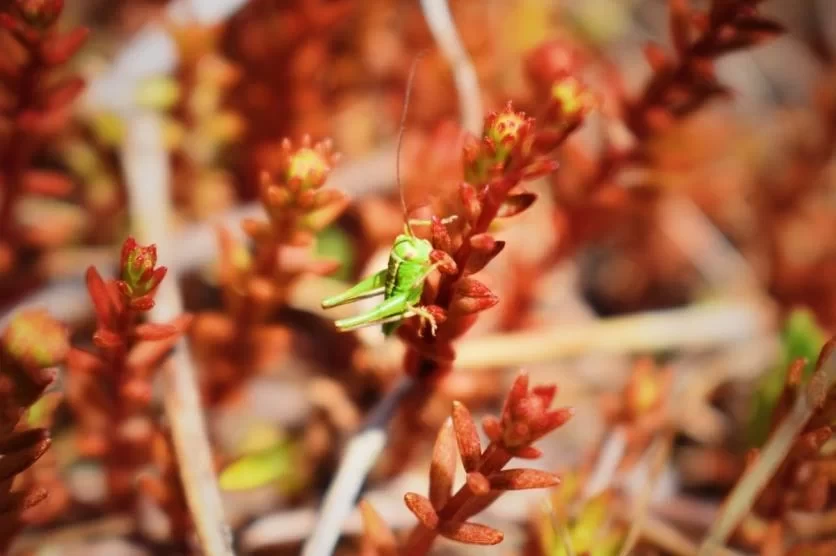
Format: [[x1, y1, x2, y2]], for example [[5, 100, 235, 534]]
[[397, 48, 429, 238]]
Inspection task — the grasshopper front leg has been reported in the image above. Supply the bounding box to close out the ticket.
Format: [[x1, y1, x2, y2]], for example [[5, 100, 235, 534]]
[[321, 269, 387, 309], [405, 303, 438, 337]]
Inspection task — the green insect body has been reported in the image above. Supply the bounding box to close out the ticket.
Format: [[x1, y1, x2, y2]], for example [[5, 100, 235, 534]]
[[321, 229, 439, 336], [322, 53, 455, 336]]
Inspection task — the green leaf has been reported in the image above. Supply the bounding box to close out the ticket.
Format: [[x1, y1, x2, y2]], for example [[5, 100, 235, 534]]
[[26, 392, 62, 428], [747, 308, 826, 447], [135, 77, 181, 111], [544, 490, 624, 556], [315, 226, 354, 282], [570, 492, 611, 552], [219, 439, 304, 493]]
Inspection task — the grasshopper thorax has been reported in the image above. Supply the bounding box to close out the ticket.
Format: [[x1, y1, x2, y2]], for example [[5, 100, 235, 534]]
[[391, 234, 433, 264]]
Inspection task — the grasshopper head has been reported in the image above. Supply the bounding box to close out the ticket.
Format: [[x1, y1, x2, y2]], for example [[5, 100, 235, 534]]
[[392, 234, 433, 264]]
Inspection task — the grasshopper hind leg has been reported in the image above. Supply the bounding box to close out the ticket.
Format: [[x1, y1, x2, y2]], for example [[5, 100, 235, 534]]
[[321, 269, 387, 309], [333, 294, 437, 337], [333, 293, 412, 332]]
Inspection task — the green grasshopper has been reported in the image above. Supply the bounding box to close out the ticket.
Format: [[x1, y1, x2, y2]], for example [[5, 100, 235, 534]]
[[321, 216, 456, 337], [321, 52, 457, 337]]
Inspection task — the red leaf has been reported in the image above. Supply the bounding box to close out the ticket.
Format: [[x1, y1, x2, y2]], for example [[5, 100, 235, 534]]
[[521, 157, 560, 180], [120, 237, 137, 270], [734, 16, 786, 44], [126, 314, 192, 370], [45, 76, 85, 110], [794, 427, 832, 459], [85, 266, 113, 327], [295, 189, 315, 209], [643, 42, 670, 72], [116, 280, 133, 299], [452, 401, 481, 472], [0, 51, 20, 80], [22, 170, 73, 196], [532, 384, 557, 408], [41, 27, 89, 65], [502, 371, 530, 422], [66, 347, 104, 375], [466, 472, 490, 495], [469, 233, 497, 252], [487, 468, 561, 491], [404, 493, 438, 530], [431, 216, 453, 253], [509, 445, 542, 459], [429, 418, 457, 510], [130, 296, 156, 311], [482, 415, 501, 442], [120, 378, 153, 407], [496, 191, 537, 218], [93, 328, 123, 350], [451, 278, 498, 315], [358, 500, 397, 552], [438, 521, 504, 545], [16, 0, 65, 27], [430, 249, 457, 275], [17, 106, 72, 135], [105, 282, 125, 317], [0, 13, 19, 32], [530, 408, 575, 440], [0, 428, 49, 456], [801, 474, 829, 512], [307, 259, 342, 276], [465, 234, 505, 275], [20, 486, 48, 511], [149, 266, 167, 289], [127, 340, 174, 373], [691, 11, 709, 34], [459, 182, 482, 224], [669, 0, 692, 57], [457, 491, 503, 524], [312, 188, 346, 210], [0, 14, 39, 44], [134, 323, 179, 342], [786, 357, 807, 387], [0, 434, 51, 482], [643, 106, 676, 135]]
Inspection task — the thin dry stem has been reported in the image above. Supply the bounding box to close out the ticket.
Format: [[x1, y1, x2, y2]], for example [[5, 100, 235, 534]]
[[9, 515, 136, 554], [612, 499, 743, 556], [370, 300, 774, 370], [300, 377, 416, 556], [543, 498, 577, 556], [419, 0, 483, 136], [84, 0, 251, 111], [788, 508, 836, 539], [618, 432, 674, 556], [659, 196, 761, 295], [697, 344, 836, 554], [121, 112, 233, 556], [616, 509, 698, 556], [582, 428, 627, 499]]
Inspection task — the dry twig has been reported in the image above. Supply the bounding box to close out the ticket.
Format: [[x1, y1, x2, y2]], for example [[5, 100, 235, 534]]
[[121, 112, 233, 556], [697, 340, 836, 554]]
